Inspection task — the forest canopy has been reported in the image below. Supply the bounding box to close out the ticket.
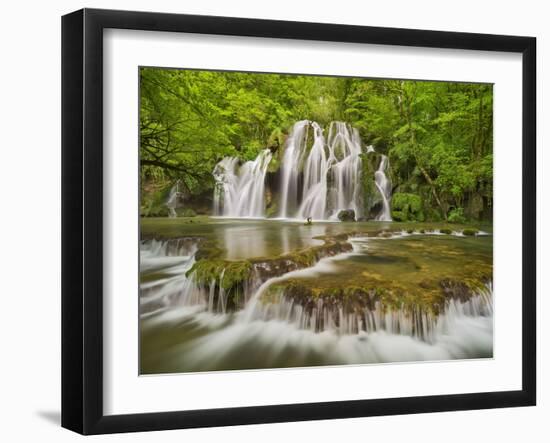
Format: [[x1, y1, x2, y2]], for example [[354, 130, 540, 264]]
[[140, 67, 493, 222]]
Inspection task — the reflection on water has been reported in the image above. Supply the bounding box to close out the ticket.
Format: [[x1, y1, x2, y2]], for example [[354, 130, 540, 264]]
[[141, 217, 400, 260], [217, 222, 326, 259]]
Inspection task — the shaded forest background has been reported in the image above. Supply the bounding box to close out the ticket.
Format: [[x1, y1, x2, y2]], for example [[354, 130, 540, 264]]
[[140, 67, 493, 222]]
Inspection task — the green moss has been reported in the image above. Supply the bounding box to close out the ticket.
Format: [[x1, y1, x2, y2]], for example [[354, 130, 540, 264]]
[[140, 184, 173, 217], [337, 209, 356, 222], [177, 208, 197, 217], [406, 229, 414, 234], [439, 228, 453, 235], [462, 228, 479, 236], [282, 248, 318, 268], [391, 193, 424, 222], [360, 153, 378, 216], [187, 259, 252, 291], [265, 200, 279, 218]]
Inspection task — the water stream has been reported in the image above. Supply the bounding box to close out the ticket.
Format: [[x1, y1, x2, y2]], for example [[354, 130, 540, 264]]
[[140, 228, 493, 373]]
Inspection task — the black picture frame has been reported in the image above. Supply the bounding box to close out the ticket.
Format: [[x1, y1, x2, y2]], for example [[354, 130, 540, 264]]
[[61, 8, 536, 435]]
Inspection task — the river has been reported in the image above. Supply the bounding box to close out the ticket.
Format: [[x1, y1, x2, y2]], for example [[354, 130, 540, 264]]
[[139, 218, 493, 374]]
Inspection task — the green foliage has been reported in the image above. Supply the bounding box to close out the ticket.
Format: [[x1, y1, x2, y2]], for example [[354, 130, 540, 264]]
[[424, 208, 443, 222], [448, 207, 466, 224], [177, 208, 197, 217], [391, 193, 424, 222], [140, 183, 172, 217], [140, 68, 493, 220]]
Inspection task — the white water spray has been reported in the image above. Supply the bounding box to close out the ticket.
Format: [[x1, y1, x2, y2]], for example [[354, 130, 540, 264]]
[[279, 121, 365, 220], [374, 154, 392, 221], [213, 149, 272, 217], [212, 120, 392, 221], [165, 180, 181, 218], [278, 121, 309, 218]]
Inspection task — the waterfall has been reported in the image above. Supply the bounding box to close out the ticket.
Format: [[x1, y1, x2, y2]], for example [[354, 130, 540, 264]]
[[213, 149, 272, 218], [141, 237, 493, 371], [279, 121, 365, 220], [325, 122, 364, 220], [242, 285, 492, 342], [211, 120, 392, 221], [297, 122, 331, 220], [165, 181, 180, 218], [374, 154, 392, 221], [278, 120, 310, 218], [140, 238, 493, 342]]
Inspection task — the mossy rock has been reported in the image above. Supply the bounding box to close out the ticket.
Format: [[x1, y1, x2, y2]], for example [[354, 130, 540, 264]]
[[439, 228, 453, 235], [462, 228, 479, 236], [187, 259, 252, 292], [265, 200, 279, 218], [337, 209, 356, 222], [360, 152, 382, 219]]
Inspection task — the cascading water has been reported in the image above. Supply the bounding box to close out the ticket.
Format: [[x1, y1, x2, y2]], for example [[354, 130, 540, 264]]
[[279, 121, 366, 220], [296, 122, 331, 220], [165, 180, 181, 218], [215, 120, 392, 221], [325, 122, 364, 220], [140, 234, 493, 372], [374, 155, 392, 221], [213, 149, 272, 217], [278, 120, 309, 218]]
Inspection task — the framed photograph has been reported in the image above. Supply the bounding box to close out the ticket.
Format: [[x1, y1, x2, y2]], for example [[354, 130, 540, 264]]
[[62, 8, 536, 434]]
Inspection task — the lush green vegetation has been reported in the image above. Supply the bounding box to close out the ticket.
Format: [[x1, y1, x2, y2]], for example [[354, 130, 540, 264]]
[[140, 67, 493, 221]]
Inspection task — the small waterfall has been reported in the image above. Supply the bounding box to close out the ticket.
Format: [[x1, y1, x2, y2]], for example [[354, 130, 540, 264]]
[[141, 239, 493, 343], [325, 122, 364, 220], [278, 121, 310, 218], [374, 154, 392, 221], [165, 180, 181, 218], [213, 149, 272, 218], [141, 237, 493, 370], [242, 285, 492, 343], [297, 122, 330, 220], [140, 238, 199, 314]]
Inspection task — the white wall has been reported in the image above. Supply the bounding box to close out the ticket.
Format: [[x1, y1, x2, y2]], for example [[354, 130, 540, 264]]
[[0, 0, 546, 441]]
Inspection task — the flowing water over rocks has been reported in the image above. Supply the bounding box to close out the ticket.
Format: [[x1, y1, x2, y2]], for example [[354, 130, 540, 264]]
[[140, 219, 493, 374], [213, 149, 272, 218], [213, 120, 391, 221]]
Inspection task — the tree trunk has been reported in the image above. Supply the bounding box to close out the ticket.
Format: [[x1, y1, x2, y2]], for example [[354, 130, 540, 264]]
[[401, 85, 447, 220]]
